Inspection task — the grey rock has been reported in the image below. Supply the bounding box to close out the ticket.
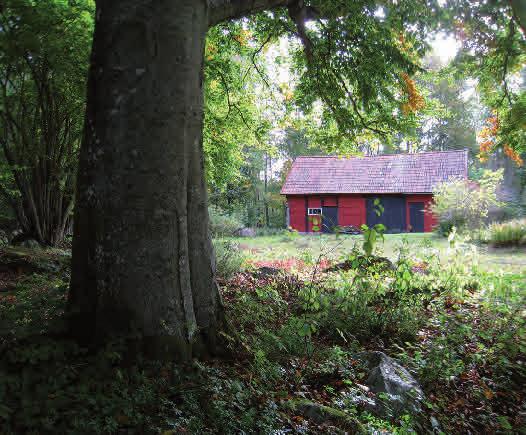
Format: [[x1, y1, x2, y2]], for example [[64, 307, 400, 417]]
[[296, 401, 328, 424], [236, 227, 256, 237], [10, 229, 22, 238], [10, 232, 42, 249], [357, 351, 424, 418], [284, 399, 366, 433], [337, 387, 376, 409], [430, 416, 441, 432], [16, 238, 41, 249]]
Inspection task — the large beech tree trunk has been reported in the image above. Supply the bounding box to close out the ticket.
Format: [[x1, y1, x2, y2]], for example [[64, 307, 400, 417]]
[[68, 0, 294, 359], [68, 0, 223, 358]]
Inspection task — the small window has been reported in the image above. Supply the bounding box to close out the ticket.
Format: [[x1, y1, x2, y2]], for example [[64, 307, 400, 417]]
[[308, 208, 322, 215]]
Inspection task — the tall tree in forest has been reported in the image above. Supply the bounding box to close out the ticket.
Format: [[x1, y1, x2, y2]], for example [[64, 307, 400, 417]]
[[416, 69, 480, 157], [203, 24, 264, 193], [444, 0, 526, 159], [0, 0, 93, 245], [67, 0, 524, 358]]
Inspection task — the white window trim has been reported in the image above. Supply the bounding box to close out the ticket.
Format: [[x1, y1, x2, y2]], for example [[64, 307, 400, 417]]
[[308, 208, 322, 215]]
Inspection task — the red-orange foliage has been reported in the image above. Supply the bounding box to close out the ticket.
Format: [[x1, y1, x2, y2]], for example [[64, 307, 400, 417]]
[[401, 73, 425, 115], [478, 115, 523, 166], [504, 144, 523, 166]]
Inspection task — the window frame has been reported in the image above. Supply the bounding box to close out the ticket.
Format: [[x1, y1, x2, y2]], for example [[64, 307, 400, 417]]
[[307, 208, 322, 216]]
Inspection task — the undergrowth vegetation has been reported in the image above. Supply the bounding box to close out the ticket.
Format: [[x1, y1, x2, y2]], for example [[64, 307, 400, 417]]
[[431, 169, 504, 235], [213, 239, 245, 280], [488, 218, 526, 247], [0, 238, 524, 433], [208, 205, 243, 237]]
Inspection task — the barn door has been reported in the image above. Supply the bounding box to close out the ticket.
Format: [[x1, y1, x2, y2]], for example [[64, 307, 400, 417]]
[[366, 196, 406, 233], [322, 206, 338, 233], [409, 202, 425, 232]]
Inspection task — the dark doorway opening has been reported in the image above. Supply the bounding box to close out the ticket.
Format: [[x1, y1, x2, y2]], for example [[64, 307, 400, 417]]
[[409, 202, 425, 232], [366, 196, 406, 233], [322, 206, 338, 233]]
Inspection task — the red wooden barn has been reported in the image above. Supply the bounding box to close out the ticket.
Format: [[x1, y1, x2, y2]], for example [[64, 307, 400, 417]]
[[281, 150, 468, 233]]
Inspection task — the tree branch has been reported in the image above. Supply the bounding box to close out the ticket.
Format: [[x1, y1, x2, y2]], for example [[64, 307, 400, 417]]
[[240, 32, 282, 105], [497, 19, 515, 107], [208, 0, 293, 27], [288, 1, 387, 137], [287, 0, 314, 61]]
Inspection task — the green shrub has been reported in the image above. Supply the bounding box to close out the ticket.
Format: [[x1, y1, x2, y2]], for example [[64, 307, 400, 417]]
[[325, 269, 424, 343], [294, 251, 426, 346], [213, 240, 245, 279], [497, 201, 524, 221], [488, 218, 526, 246], [254, 227, 286, 237], [431, 169, 503, 234], [208, 205, 242, 237]]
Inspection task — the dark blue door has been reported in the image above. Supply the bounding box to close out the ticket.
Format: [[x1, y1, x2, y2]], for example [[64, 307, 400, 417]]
[[409, 202, 425, 232], [322, 207, 338, 233], [366, 196, 406, 233]]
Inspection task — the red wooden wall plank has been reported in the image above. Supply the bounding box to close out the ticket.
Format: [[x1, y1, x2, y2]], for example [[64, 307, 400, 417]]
[[288, 196, 306, 232], [323, 197, 338, 207], [405, 194, 436, 232], [338, 195, 366, 228]]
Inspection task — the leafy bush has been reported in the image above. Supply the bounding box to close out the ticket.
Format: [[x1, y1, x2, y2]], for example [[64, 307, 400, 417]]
[[431, 169, 503, 234], [318, 256, 425, 344], [360, 223, 386, 256], [395, 269, 525, 432], [208, 205, 243, 237], [495, 200, 524, 221], [254, 227, 287, 237], [488, 218, 526, 246], [213, 240, 245, 279], [274, 247, 427, 352]]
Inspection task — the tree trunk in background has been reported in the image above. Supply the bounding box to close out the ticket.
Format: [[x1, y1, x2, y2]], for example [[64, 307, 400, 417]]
[[0, 155, 76, 246], [264, 154, 269, 227], [68, 0, 224, 359], [511, 0, 526, 34]]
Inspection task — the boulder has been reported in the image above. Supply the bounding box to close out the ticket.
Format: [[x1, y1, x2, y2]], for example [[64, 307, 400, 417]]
[[18, 238, 41, 249], [0, 246, 69, 275], [283, 399, 366, 433], [10, 233, 41, 249], [357, 351, 424, 418], [235, 227, 256, 237]]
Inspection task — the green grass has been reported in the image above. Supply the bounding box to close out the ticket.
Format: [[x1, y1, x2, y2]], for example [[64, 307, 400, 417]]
[[225, 232, 526, 274]]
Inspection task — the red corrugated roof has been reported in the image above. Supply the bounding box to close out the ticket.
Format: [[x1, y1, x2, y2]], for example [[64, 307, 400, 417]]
[[281, 150, 468, 195]]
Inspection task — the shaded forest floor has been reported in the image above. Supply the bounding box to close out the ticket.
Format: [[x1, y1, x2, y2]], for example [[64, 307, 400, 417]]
[[0, 241, 524, 433]]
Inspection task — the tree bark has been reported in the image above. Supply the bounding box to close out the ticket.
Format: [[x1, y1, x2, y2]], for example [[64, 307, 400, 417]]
[[68, 0, 224, 359], [511, 0, 526, 35]]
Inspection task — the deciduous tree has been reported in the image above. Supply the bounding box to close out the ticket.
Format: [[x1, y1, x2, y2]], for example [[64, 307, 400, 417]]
[[0, 0, 93, 245], [68, 0, 523, 359]]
